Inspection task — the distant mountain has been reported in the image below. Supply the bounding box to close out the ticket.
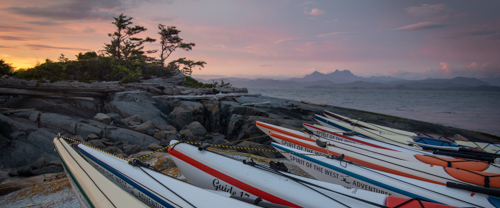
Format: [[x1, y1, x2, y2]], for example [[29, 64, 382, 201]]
[[197, 71, 497, 91], [289, 69, 403, 83]]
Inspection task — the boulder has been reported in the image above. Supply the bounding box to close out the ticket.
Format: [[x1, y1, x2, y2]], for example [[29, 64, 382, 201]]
[[86, 133, 99, 141], [71, 135, 85, 143], [47, 160, 62, 167], [134, 120, 155, 133], [168, 107, 193, 130], [121, 115, 141, 126], [156, 124, 177, 132], [154, 130, 174, 140], [185, 121, 207, 137], [103, 146, 124, 155], [123, 144, 141, 155], [88, 140, 106, 149], [148, 143, 163, 151], [105, 96, 169, 125], [166, 132, 182, 141], [34, 157, 49, 169], [93, 113, 111, 125]]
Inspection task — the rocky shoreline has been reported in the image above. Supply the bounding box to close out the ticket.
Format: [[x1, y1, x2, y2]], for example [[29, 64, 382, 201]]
[[1, 72, 498, 196]]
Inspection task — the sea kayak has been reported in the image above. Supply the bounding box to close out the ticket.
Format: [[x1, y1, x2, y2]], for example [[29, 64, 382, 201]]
[[303, 123, 432, 154], [316, 114, 455, 149], [324, 110, 417, 136], [256, 121, 500, 173], [77, 141, 258, 208], [271, 141, 500, 208], [168, 140, 461, 208], [268, 131, 500, 189], [54, 137, 149, 208]]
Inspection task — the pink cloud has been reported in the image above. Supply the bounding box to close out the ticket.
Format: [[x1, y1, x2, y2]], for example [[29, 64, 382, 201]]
[[305, 8, 325, 15], [438, 62, 450, 73], [465, 62, 479, 68], [390, 70, 398, 74]]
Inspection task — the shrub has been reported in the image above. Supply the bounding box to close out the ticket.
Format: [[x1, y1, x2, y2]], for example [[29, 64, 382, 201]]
[[182, 76, 215, 88]]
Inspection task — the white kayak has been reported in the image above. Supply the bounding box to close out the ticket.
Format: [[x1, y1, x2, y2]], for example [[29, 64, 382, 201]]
[[271, 141, 500, 208], [316, 114, 457, 149], [456, 141, 500, 154], [77, 141, 258, 208], [53, 137, 149, 208], [257, 121, 500, 173], [167, 140, 461, 208], [323, 110, 418, 137], [268, 131, 500, 189], [304, 122, 436, 154]]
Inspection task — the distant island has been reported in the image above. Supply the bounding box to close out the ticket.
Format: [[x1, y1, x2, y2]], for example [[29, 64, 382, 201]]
[[195, 70, 500, 91]]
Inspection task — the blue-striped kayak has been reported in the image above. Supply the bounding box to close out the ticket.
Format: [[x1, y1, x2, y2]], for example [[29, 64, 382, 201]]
[[271, 141, 500, 208], [77, 141, 258, 208]]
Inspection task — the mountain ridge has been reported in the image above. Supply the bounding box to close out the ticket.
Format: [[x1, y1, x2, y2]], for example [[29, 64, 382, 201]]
[[195, 70, 498, 90]]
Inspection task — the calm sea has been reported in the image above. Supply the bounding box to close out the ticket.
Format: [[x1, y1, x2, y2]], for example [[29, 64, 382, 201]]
[[248, 88, 500, 137]]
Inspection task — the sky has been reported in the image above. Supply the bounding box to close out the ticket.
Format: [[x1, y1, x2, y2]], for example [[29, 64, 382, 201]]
[[0, 0, 499, 80]]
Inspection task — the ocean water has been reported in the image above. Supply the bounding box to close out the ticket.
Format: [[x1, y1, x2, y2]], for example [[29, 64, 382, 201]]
[[248, 88, 500, 137]]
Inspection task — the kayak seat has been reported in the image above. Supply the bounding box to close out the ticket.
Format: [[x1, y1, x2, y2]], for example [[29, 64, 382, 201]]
[[445, 168, 500, 188], [414, 155, 489, 171], [385, 196, 460, 208]]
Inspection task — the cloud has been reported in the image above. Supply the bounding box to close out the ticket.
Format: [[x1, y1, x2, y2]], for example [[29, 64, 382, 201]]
[[0, 36, 30, 41], [396, 22, 444, 31], [390, 70, 398, 74], [3, 0, 123, 20], [438, 62, 450, 73], [0, 25, 30, 32], [305, 8, 325, 15], [25, 21, 60, 26], [465, 62, 479, 68], [24, 44, 90, 51], [406, 4, 449, 17], [0, 45, 19, 49]]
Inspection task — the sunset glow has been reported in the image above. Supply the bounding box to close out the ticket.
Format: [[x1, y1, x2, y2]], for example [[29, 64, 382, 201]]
[[0, 0, 499, 79]]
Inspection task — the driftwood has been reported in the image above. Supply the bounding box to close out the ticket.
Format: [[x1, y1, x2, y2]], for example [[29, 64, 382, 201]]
[[152, 93, 260, 101], [301, 100, 327, 107], [0, 108, 36, 114], [0, 87, 95, 100], [241, 101, 271, 106]]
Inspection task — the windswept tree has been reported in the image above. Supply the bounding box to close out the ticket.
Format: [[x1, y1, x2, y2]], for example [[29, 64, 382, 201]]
[[104, 14, 156, 63], [168, 57, 206, 76], [158, 24, 195, 66]]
